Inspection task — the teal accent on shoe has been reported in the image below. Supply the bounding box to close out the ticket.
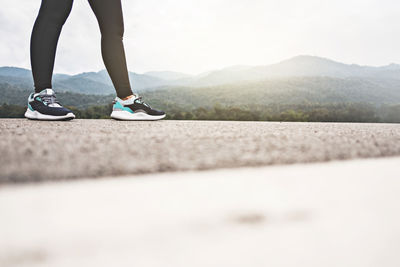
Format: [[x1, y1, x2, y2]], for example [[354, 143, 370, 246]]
[[114, 101, 134, 114], [28, 103, 34, 111], [36, 97, 49, 106]]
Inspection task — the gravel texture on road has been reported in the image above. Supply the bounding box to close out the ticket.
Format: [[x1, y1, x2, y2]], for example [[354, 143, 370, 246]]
[[1, 119, 400, 183]]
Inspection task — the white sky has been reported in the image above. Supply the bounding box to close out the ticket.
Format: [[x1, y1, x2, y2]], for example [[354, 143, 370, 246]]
[[0, 0, 399, 74]]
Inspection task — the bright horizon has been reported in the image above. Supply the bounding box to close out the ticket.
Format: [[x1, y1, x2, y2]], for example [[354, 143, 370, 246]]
[[2, 54, 400, 77], [0, 0, 399, 75]]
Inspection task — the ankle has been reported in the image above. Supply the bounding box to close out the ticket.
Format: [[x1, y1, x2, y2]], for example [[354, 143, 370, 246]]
[[121, 94, 137, 101], [121, 95, 133, 101]]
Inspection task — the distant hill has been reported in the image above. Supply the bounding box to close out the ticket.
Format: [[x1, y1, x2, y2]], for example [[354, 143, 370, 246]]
[[0, 67, 32, 78], [178, 56, 400, 87], [143, 56, 400, 87], [0, 67, 170, 95], [142, 77, 400, 110], [0, 67, 34, 89], [54, 76, 115, 95], [1, 56, 399, 106], [0, 83, 113, 108], [3, 76, 399, 111], [253, 55, 400, 79]]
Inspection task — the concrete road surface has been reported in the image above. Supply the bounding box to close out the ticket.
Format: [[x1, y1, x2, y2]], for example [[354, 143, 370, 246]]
[[1, 119, 400, 183], [1, 157, 400, 267]]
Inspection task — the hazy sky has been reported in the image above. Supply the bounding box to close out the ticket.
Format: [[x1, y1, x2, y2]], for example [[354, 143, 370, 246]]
[[0, 0, 399, 74]]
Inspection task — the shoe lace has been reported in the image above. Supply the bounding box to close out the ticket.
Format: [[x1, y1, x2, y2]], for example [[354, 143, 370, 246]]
[[41, 94, 61, 107], [135, 96, 150, 108]]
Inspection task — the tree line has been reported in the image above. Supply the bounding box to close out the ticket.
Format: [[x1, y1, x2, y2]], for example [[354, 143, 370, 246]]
[[1, 102, 400, 123]]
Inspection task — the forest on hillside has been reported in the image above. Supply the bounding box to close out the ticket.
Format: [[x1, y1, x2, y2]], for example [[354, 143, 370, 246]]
[[1, 82, 400, 123], [2, 102, 400, 123]]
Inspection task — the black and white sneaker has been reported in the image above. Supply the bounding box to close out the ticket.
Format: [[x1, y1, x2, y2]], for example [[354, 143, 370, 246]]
[[25, 89, 75, 121], [110, 95, 166, 121]]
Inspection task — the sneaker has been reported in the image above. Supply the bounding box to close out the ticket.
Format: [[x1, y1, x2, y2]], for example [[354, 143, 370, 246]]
[[25, 89, 75, 121], [110, 95, 166, 121]]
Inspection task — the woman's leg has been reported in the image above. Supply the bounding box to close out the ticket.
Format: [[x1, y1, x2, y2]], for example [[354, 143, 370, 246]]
[[88, 0, 133, 99], [31, 0, 74, 93]]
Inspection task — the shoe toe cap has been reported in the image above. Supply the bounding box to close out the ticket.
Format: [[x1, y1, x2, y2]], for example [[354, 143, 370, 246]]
[[150, 109, 165, 116], [54, 107, 73, 116]]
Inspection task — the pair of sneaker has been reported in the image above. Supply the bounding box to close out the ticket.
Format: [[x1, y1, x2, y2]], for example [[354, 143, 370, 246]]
[[25, 89, 166, 121]]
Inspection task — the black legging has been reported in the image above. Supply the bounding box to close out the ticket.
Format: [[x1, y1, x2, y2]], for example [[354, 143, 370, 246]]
[[31, 0, 133, 98]]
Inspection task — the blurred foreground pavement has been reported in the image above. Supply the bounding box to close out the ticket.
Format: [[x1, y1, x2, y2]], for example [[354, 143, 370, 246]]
[[1, 119, 400, 183], [1, 157, 400, 267]]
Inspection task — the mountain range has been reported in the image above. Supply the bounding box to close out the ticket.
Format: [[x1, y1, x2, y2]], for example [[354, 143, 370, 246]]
[[1, 55, 400, 94], [1, 55, 400, 109]]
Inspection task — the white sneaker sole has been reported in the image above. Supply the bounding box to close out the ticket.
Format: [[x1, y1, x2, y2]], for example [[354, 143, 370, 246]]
[[110, 110, 166, 121], [25, 108, 75, 121]]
